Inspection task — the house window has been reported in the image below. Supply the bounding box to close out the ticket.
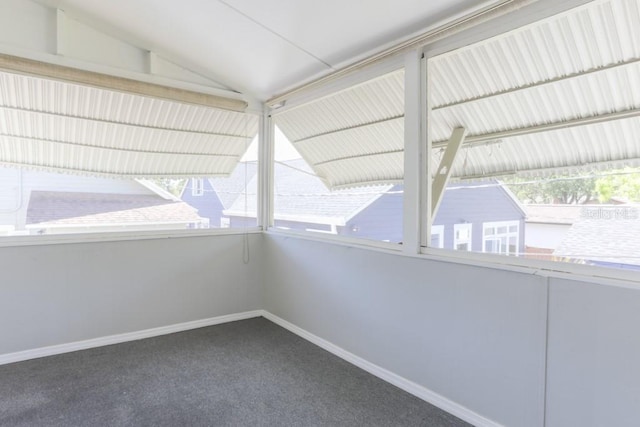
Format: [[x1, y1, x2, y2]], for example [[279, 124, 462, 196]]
[[191, 178, 204, 196], [453, 223, 472, 251], [483, 221, 519, 256], [430, 225, 444, 248]]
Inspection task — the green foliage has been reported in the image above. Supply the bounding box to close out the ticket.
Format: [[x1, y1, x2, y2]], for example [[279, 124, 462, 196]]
[[504, 174, 597, 204], [595, 169, 640, 203], [504, 168, 640, 204], [150, 178, 188, 197]]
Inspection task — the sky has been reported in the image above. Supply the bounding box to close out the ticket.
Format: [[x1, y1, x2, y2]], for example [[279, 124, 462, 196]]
[[240, 126, 301, 162]]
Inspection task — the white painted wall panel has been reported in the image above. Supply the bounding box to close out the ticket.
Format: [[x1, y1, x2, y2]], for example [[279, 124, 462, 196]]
[[0, 0, 56, 54], [0, 234, 263, 355], [263, 234, 548, 427], [546, 278, 640, 427], [62, 13, 148, 72]]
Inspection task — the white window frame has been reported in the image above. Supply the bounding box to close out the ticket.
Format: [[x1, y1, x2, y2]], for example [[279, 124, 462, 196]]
[[483, 220, 519, 256], [430, 225, 444, 248], [191, 178, 204, 196], [453, 223, 472, 251]]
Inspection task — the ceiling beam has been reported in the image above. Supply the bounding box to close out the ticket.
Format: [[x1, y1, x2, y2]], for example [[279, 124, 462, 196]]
[[0, 53, 248, 112]]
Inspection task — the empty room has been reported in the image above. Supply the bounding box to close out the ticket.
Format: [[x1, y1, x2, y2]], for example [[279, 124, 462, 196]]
[[1, 0, 639, 426]]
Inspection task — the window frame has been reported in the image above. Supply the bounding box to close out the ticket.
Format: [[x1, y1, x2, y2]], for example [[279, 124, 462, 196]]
[[482, 220, 520, 256], [191, 178, 204, 196], [453, 223, 472, 251]]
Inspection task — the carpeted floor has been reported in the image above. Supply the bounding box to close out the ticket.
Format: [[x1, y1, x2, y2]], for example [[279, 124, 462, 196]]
[[0, 317, 470, 426]]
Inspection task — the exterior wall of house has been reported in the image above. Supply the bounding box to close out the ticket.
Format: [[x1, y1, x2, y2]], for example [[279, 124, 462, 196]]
[[434, 183, 526, 253], [181, 179, 226, 228], [342, 185, 403, 243], [525, 222, 572, 250]]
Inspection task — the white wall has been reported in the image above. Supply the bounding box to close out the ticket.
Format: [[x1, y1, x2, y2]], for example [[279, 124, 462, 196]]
[[0, 233, 263, 356], [2, 231, 638, 426], [263, 234, 548, 427], [546, 278, 640, 427], [525, 222, 571, 250], [263, 233, 640, 427]]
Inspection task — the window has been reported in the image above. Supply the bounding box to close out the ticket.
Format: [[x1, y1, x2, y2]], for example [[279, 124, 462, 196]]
[[422, 0, 640, 272], [430, 225, 444, 248], [272, 69, 405, 244], [453, 223, 472, 251], [191, 178, 204, 196], [483, 221, 519, 256], [0, 66, 259, 240]]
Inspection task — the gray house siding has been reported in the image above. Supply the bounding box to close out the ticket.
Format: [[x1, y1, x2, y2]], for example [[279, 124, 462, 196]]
[[341, 185, 403, 243], [434, 182, 526, 253], [181, 179, 226, 228]]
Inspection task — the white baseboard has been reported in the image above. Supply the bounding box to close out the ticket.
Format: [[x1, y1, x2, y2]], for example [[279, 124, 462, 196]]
[[0, 310, 263, 366], [262, 311, 502, 427]]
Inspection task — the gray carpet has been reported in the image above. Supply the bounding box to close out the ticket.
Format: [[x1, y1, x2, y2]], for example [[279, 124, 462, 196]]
[[0, 317, 470, 427]]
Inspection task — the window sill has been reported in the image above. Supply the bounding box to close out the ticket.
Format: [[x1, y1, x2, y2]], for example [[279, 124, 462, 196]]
[[0, 227, 262, 248], [265, 228, 639, 289]]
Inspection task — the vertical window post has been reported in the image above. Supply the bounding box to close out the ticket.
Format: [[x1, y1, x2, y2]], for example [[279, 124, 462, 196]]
[[402, 49, 424, 254]]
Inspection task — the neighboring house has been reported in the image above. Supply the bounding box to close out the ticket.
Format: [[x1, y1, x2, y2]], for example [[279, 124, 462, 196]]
[[0, 168, 207, 235], [180, 162, 258, 229], [554, 205, 640, 270], [431, 181, 527, 255], [181, 160, 526, 251], [523, 205, 583, 258]]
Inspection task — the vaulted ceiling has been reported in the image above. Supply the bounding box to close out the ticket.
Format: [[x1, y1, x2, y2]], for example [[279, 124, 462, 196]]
[[33, 0, 481, 100]]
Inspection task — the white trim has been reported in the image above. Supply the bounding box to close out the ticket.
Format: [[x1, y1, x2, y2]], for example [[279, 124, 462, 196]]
[[0, 227, 262, 248], [262, 311, 503, 427], [267, 228, 402, 253], [454, 223, 473, 251], [403, 50, 422, 254], [482, 220, 519, 256], [0, 310, 263, 366], [430, 224, 445, 248], [191, 177, 204, 196]]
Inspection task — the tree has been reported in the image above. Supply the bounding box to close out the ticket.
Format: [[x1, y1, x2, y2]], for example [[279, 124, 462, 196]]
[[595, 169, 640, 203], [504, 174, 597, 204]]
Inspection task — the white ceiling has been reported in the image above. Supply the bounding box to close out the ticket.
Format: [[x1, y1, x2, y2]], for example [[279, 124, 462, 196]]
[[34, 0, 482, 100]]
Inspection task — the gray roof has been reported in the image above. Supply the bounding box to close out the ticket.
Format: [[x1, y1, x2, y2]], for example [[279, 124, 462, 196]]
[[554, 205, 640, 265], [525, 205, 584, 225], [226, 159, 391, 225], [27, 191, 204, 226], [207, 161, 258, 209]]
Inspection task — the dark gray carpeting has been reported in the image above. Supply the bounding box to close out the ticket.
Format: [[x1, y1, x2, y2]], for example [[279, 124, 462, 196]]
[[0, 317, 470, 426]]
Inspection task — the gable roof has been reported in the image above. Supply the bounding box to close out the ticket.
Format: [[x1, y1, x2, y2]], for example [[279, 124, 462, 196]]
[[207, 162, 259, 210], [553, 205, 640, 265], [27, 191, 204, 226]]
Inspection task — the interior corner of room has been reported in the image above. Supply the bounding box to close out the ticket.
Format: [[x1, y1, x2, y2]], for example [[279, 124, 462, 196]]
[[1, 0, 640, 426]]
